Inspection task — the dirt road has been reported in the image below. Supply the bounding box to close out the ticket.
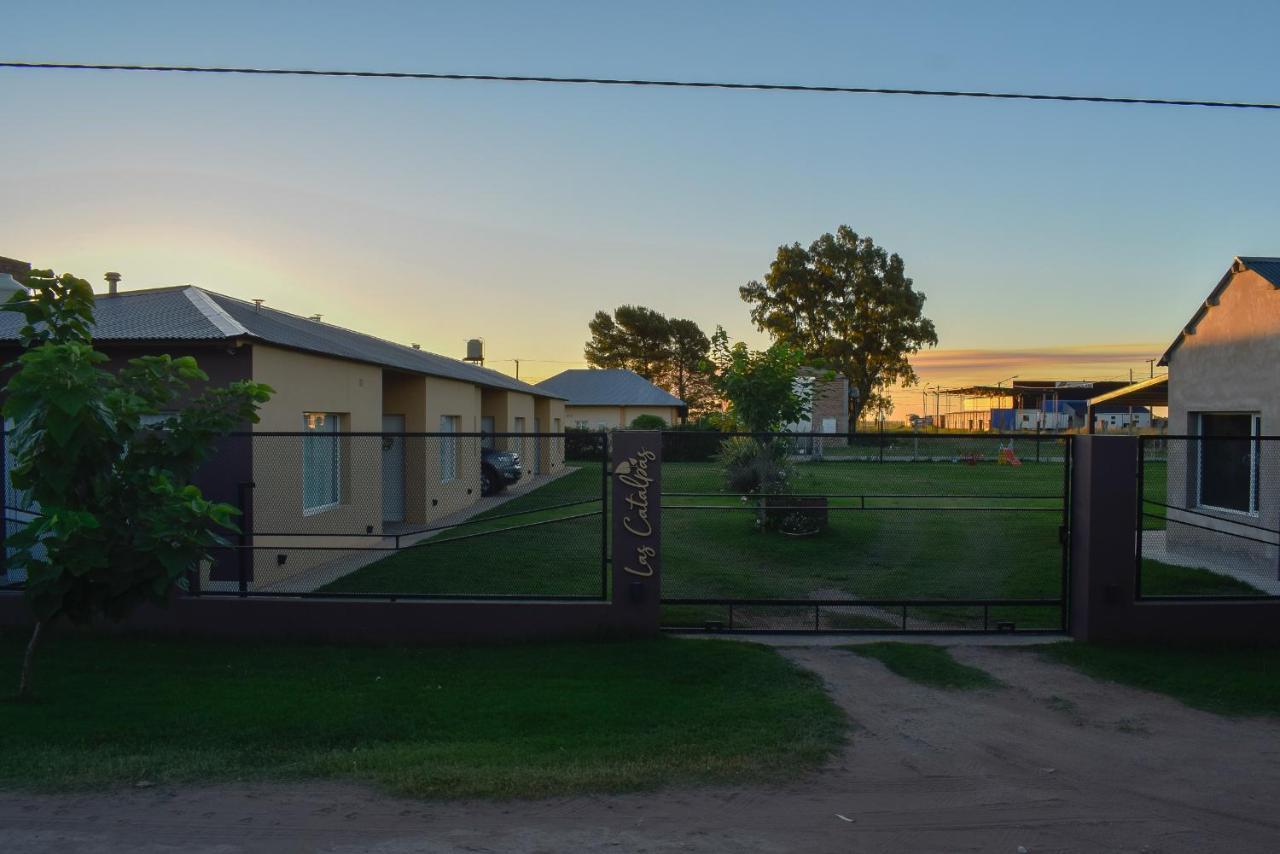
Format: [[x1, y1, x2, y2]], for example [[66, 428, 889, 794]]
[[3, 645, 1279, 853]]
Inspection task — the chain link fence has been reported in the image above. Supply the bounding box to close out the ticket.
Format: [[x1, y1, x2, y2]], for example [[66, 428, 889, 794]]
[[2, 430, 609, 600], [1138, 435, 1280, 599], [657, 431, 1069, 632]]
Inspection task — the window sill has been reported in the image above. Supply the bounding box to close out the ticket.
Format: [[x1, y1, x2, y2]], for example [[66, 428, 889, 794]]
[[303, 502, 341, 517], [1194, 503, 1259, 519]]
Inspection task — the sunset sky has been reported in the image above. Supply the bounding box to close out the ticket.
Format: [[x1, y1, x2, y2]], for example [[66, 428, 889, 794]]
[[3, 1, 1278, 417]]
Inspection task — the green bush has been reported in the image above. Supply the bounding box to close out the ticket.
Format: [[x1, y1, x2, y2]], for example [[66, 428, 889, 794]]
[[629, 413, 667, 430], [661, 422, 725, 462], [718, 437, 794, 497]]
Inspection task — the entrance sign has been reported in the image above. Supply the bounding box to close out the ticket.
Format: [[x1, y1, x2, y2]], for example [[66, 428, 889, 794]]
[[611, 431, 661, 615]]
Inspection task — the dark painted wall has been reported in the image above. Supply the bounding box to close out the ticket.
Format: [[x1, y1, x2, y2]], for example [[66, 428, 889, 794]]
[[1070, 435, 1280, 643], [0, 341, 255, 582]]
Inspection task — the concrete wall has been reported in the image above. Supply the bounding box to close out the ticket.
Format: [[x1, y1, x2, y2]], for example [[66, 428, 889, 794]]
[[248, 345, 384, 586], [1072, 435, 1280, 643], [482, 390, 541, 476], [564, 405, 681, 429], [1165, 268, 1280, 563], [422, 375, 484, 522], [534, 396, 568, 474]]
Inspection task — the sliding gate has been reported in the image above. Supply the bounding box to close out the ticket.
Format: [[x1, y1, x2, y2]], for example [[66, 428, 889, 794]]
[[658, 431, 1071, 633]]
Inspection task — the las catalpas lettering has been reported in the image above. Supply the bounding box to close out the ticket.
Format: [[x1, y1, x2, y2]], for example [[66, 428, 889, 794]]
[[619, 449, 657, 577]]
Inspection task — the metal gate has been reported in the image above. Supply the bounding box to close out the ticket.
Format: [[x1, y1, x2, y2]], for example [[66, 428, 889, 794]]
[[658, 431, 1071, 633]]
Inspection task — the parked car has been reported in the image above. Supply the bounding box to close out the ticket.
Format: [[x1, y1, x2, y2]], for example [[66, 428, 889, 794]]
[[481, 447, 522, 496]]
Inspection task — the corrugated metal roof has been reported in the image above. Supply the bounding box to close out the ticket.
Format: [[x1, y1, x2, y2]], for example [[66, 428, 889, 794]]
[[1238, 256, 1280, 288], [0, 286, 233, 341], [534, 369, 685, 407], [0, 286, 561, 397], [1159, 256, 1280, 366]]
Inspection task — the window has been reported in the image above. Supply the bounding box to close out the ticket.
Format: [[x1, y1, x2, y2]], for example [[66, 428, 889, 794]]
[[513, 416, 526, 459], [480, 415, 496, 450], [439, 415, 460, 483], [574, 420, 589, 429], [1196, 413, 1261, 514], [303, 412, 341, 513]]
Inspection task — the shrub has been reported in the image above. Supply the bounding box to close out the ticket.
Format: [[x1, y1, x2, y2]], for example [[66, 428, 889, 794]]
[[564, 426, 607, 461], [629, 413, 667, 430], [718, 436, 794, 498], [661, 422, 725, 463]]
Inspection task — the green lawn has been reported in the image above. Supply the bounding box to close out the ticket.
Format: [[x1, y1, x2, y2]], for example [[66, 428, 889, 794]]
[[321, 467, 606, 597], [843, 642, 1003, 690], [0, 633, 845, 798], [322, 457, 1256, 628], [1036, 642, 1280, 717]]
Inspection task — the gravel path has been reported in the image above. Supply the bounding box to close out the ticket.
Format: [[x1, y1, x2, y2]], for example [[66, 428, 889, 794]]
[[3, 644, 1279, 853]]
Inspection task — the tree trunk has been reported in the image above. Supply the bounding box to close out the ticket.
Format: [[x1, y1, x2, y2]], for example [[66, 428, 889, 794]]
[[17, 619, 43, 700]]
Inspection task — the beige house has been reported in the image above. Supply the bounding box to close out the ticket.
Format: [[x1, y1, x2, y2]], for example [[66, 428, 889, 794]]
[[1158, 256, 1280, 575], [535, 368, 685, 428], [0, 282, 567, 588]]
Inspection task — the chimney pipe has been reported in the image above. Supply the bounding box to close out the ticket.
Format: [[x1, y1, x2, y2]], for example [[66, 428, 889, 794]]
[[309, 314, 322, 322], [411, 343, 421, 350], [252, 299, 264, 312], [105, 271, 121, 295]]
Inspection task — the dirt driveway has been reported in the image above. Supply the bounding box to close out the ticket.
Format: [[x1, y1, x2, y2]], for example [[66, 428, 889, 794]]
[[3, 644, 1279, 853]]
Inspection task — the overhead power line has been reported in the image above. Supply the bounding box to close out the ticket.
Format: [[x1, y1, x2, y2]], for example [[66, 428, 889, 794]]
[[2, 61, 1278, 110]]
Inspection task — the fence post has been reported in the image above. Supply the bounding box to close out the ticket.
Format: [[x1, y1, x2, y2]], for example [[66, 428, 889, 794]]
[[878, 422, 885, 463], [1134, 436, 1145, 599], [236, 480, 254, 598], [1069, 436, 1138, 641], [0, 419, 6, 581], [600, 431, 610, 601], [610, 431, 661, 633], [1035, 426, 1041, 463]]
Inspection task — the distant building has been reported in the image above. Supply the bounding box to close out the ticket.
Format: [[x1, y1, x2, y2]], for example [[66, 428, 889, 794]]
[[534, 368, 685, 429], [784, 368, 850, 436], [1158, 256, 1280, 574], [936, 380, 1134, 432]]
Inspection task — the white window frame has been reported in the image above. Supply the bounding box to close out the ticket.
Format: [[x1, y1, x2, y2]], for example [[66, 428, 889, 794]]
[[302, 412, 342, 515], [513, 416, 526, 460], [439, 415, 460, 483], [1194, 412, 1261, 516]]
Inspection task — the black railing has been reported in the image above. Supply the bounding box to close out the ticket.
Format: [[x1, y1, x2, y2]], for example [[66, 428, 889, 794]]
[[1136, 434, 1280, 601]]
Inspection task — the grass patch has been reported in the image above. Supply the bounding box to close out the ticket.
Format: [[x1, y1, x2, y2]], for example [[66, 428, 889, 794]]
[[322, 467, 606, 597], [842, 642, 1002, 690], [0, 633, 844, 798], [1140, 559, 1265, 597], [1037, 643, 1280, 717], [328, 458, 1072, 629]]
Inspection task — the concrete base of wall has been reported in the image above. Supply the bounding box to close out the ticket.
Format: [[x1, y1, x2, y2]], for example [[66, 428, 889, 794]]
[[1071, 436, 1280, 644], [0, 593, 655, 646]]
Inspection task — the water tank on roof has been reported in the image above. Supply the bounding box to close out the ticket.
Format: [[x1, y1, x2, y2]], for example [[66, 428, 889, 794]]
[[464, 338, 484, 364]]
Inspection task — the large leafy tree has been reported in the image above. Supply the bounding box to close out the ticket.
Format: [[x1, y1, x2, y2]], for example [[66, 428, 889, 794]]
[[583, 305, 672, 380], [740, 226, 937, 430], [4, 269, 272, 698], [584, 306, 717, 419], [660, 318, 714, 418]]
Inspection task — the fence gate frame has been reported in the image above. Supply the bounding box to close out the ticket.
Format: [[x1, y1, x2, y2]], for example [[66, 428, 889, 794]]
[[656, 430, 1074, 635]]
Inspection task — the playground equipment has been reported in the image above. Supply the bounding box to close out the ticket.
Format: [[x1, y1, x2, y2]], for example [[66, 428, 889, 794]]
[[997, 441, 1022, 466]]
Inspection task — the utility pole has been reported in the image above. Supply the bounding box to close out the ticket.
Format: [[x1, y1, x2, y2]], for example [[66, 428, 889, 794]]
[[1146, 358, 1156, 378]]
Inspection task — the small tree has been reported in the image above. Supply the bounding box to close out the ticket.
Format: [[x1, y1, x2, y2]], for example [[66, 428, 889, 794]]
[[4, 270, 272, 699], [708, 329, 817, 528], [708, 327, 812, 434]]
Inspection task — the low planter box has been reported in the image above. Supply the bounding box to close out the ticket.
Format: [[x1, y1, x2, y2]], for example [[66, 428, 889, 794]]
[[764, 495, 829, 533]]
